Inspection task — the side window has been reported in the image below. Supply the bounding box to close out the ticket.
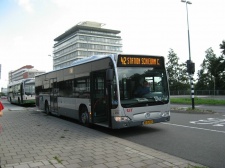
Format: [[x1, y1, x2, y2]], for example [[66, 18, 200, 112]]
[[93, 75, 105, 98], [65, 80, 73, 97], [74, 77, 90, 98], [14, 84, 20, 95], [145, 77, 153, 91], [58, 80, 73, 97], [154, 76, 163, 92], [58, 81, 64, 96]]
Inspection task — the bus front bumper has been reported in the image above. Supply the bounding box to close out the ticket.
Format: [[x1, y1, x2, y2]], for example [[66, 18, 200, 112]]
[[111, 116, 170, 129]]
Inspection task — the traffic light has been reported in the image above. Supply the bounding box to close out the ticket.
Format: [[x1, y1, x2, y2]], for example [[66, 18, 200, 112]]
[[186, 60, 195, 74]]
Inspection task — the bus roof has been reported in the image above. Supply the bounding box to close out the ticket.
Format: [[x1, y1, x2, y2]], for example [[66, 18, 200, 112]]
[[35, 54, 165, 78], [35, 54, 117, 77], [8, 78, 35, 87], [71, 54, 116, 66]]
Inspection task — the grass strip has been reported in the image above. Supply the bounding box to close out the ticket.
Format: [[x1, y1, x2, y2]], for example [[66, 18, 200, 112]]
[[171, 97, 225, 105]]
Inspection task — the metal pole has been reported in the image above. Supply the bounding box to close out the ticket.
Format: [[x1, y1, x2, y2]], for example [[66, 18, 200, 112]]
[[214, 76, 215, 96], [186, 2, 191, 61], [183, 0, 195, 109]]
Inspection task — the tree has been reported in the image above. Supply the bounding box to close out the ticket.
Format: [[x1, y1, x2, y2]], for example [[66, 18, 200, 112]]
[[166, 49, 189, 93], [196, 48, 216, 90], [219, 40, 225, 55], [219, 40, 225, 90], [195, 47, 225, 91]]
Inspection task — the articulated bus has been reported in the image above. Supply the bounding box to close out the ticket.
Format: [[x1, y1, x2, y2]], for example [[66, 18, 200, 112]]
[[7, 78, 36, 105], [35, 54, 170, 129]]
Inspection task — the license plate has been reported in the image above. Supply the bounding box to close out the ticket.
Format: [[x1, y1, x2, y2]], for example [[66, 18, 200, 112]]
[[143, 120, 153, 125]]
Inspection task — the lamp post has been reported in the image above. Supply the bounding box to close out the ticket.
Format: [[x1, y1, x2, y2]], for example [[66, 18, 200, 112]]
[[48, 55, 54, 70], [213, 76, 215, 96], [181, 0, 195, 109]]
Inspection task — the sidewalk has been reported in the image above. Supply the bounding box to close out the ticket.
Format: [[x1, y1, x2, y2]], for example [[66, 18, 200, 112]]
[[0, 104, 205, 168], [171, 103, 225, 113]]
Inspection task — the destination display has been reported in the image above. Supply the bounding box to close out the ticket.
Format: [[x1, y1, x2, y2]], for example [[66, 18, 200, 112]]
[[117, 55, 164, 67]]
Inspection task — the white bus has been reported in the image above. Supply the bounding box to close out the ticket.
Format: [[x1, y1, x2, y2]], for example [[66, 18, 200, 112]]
[[35, 54, 170, 129], [8, 78, 36, 105]]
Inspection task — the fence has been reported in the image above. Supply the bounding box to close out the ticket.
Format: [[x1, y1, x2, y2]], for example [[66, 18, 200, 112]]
[[170, 90, 225, 96]]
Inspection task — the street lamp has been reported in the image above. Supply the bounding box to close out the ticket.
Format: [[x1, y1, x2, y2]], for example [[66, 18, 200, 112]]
[[48, 55, 54, 70], [181, 0, 192, 61], [181, 0, 195, 109]]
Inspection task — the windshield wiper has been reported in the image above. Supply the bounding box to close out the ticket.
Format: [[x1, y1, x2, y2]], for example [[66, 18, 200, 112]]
[[142, 97, 166, 104], [123, 103, 141, 108], [153, 96, 166, 104], [122, 98, 154, 108]]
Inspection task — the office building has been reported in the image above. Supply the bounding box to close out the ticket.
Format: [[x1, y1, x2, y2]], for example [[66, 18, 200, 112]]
[[53, 21, 122, 70], [8, 65, 45, 83]]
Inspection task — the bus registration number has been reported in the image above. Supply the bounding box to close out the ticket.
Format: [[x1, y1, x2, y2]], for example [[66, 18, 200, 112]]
[[143, 120, 153, 125]]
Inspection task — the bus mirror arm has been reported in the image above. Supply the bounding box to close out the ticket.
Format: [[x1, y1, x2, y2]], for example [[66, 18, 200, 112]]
[[106, 69, 113, 81]]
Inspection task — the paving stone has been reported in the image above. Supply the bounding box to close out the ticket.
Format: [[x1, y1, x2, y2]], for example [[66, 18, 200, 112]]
[[104, 161, 120, 167], [14, 164, 30, 168], [0, 105, 206, 168]]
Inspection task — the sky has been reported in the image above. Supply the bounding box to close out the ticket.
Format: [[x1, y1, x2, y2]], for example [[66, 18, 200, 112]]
[[1, 0, 225, 89]]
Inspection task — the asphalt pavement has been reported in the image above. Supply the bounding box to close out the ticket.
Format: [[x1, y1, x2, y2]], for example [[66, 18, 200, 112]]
[[0, 99, 206, 168]]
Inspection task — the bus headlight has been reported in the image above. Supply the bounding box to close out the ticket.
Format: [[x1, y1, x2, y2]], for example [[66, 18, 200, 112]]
[[114, 116, 131, 122], [161, 111, 170, 117]]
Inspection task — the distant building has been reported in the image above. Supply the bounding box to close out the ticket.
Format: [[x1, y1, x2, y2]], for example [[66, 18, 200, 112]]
[[1, 87, 7, 95], [53, 21, 122, 70], [8, 65, 45, 83], [0, 64, 1, 79]]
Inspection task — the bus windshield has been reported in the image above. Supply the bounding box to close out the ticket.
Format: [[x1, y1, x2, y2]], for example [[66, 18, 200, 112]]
[[24, 80, 35, 95], [117, 67, 169, 108]]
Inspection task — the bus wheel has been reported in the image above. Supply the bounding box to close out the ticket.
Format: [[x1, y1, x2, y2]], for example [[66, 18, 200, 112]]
[[45, 102, 50, 115], [80, 107, 89, 126]]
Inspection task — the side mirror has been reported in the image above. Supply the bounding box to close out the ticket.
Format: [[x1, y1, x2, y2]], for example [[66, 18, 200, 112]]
[[106, 69, 113, 81]]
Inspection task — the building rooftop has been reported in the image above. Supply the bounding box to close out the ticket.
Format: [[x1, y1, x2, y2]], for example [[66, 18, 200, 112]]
[[54, 21, 121, 42]]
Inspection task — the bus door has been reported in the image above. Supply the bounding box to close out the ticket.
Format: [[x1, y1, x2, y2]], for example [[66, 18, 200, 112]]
[[91, 71, 110, 126], [50, 78, 58, 113], [20, 82, 24, 104]]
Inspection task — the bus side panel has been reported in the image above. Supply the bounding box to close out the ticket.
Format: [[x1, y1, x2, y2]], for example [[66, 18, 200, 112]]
[[38, 95, 50, 111], [75, 98, 91, 116], [10, 96, 18, 104], [58, 97, 78, 119], [38, 95, 44, 110], [58, 97, 90, 120]]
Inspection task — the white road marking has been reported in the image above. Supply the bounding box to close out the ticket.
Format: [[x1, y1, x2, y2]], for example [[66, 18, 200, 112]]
[[162, 123, 225, 134], [190, 118, 225, 126]]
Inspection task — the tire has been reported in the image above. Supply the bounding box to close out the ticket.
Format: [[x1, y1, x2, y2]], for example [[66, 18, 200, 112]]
[[45, 102, 50, 115], [80, 107, 89, 126]]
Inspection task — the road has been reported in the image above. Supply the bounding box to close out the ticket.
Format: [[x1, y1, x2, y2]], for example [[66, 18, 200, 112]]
[[97, 111, 225, 168]]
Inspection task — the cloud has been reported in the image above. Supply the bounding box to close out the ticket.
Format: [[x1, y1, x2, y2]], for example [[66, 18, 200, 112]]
[[17, 0, 34, 13]]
